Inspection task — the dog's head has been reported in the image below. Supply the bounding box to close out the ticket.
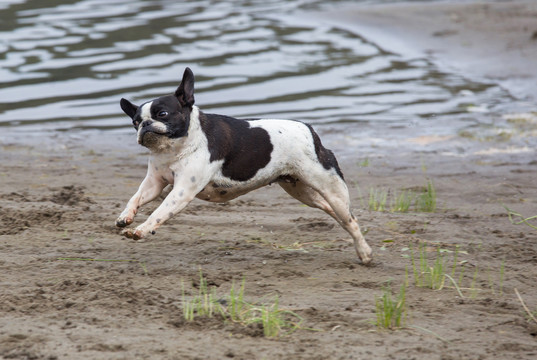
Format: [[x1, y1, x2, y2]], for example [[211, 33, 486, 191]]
[[120, 67, 196, 152]]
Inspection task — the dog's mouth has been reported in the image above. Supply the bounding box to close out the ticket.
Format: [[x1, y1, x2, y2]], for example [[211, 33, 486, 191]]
[[137, 126, 168, 146], [137, 119, 169, 142]]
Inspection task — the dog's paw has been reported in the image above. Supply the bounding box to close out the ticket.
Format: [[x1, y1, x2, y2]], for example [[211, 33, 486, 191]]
[[355, 242, 373, 265], [122, 228, 144, 241], [360, 254, 373, 266], [115, 216, 133, 228]]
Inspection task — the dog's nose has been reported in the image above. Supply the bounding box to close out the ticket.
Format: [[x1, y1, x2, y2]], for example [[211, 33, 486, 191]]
[[141, 120, 152, 128]]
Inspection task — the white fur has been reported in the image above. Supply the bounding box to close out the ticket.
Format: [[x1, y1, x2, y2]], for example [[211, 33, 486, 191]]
[[140, 101, 153, 121]]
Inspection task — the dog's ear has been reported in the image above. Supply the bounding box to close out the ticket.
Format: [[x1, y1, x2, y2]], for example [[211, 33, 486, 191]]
[[120, 98, 138, 119], [175, 67, 195, 108]]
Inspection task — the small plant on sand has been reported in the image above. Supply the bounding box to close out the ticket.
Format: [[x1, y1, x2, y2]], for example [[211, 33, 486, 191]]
[[504, 206, 537, 230], [181, 272, 303, 338], [225, 279, 303, 337], [374, 281, 407, 330], [368, 188, 389, 212], [182, 271, 223, 321], [245, 296, 300, 338], [515, 288, 537, 325], [360, 179, 436, 213], [392, 190, 414, 213], [415, 180, 436, 212], [408, 243, 506, 298], [409, 243, 464, 296]]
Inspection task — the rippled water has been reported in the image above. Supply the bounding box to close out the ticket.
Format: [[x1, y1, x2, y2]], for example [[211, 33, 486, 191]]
[[0, 0, 525, 154]]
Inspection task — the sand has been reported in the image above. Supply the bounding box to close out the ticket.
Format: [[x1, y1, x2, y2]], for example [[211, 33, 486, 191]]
[[1, 1, 537, 359]]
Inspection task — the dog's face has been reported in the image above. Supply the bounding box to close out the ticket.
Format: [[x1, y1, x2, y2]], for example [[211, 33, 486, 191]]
[[120, 67, 195, 152]]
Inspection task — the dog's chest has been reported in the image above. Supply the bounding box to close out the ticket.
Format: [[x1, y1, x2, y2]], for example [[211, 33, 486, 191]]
[[150, 156, 176, 184]]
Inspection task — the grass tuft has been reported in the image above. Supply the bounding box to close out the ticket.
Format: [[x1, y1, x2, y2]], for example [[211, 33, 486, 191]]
[[362, 179, 437, 213], [416, 180, 436, 212], [182, 271, 223, 321], [375, 281, 407, 330], [181, 272, 303, 338], [410, 244, 467, 297], [408, 243, 506, 298]]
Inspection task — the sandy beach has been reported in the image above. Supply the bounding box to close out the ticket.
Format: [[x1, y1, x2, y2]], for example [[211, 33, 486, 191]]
[[1, 1, 536, 359]]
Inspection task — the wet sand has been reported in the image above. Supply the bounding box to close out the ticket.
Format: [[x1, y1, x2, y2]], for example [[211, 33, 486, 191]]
[[1, 1, 537, 359]]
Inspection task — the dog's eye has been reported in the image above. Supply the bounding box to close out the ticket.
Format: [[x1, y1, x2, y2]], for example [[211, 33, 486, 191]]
[[158, 111, 169, 117]]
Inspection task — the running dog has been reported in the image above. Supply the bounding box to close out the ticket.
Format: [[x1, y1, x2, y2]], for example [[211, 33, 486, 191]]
[[116, 68, 372, 264]]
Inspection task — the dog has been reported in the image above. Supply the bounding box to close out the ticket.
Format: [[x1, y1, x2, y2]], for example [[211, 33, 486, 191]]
[[115, 67, 372, 264]]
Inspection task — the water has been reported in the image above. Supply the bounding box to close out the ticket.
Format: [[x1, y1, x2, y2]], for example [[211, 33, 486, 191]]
[[0, 0, 530, 156]]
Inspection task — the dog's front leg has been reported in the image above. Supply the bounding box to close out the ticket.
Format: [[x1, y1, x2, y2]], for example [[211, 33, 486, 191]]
[[123, 171, 206, 240], [116, 171, 167, 228]]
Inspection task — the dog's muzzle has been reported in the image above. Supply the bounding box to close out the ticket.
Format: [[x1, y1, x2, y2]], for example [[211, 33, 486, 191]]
[[137, 120, 168, 145]]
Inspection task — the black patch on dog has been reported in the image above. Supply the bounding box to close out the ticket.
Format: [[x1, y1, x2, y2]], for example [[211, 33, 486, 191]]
[[175, 67, 195, 108], [305, 124, 344, 180], [120, 95, 191, 139], [199, 112, 273, 182], [120, 98, 139, 128], [149, 95, 191, 139]]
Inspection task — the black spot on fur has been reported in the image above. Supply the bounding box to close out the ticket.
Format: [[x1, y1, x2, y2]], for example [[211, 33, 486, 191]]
[[305, 123, 344, 180], [130, 67, 194, 140], [156, 219, 161, 223], [199, 113, 273, 182], [190, 176, 196, 183], [220, 190, 227, 195], [168, 212, 173, 218], [149, 95, 191, 139]]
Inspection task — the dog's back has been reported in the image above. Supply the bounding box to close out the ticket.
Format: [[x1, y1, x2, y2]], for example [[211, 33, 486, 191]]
[[199, 113, 343, 183]]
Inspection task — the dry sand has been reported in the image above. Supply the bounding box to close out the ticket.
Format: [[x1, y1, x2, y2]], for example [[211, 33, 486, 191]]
[[1, 1, 537, 359]]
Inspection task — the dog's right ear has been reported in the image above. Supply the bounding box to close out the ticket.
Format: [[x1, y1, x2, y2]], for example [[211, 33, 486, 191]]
[[175, 67, 195, 108], [120, 98, 138, 119]]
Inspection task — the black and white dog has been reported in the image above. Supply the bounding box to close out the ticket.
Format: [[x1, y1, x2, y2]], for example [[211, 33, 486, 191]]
[[116, 68, 372, 264]]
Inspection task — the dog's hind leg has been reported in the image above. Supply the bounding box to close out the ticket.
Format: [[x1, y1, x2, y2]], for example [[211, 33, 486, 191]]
[[280, 177, 372, 264]]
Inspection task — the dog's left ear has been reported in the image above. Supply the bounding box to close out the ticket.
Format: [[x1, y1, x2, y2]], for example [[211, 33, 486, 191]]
[[120, 98, 138, 119], [175, 67, 195, 108]]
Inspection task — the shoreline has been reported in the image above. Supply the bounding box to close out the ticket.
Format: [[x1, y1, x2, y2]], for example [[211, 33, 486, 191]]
[[320, 1, 537, 102]]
